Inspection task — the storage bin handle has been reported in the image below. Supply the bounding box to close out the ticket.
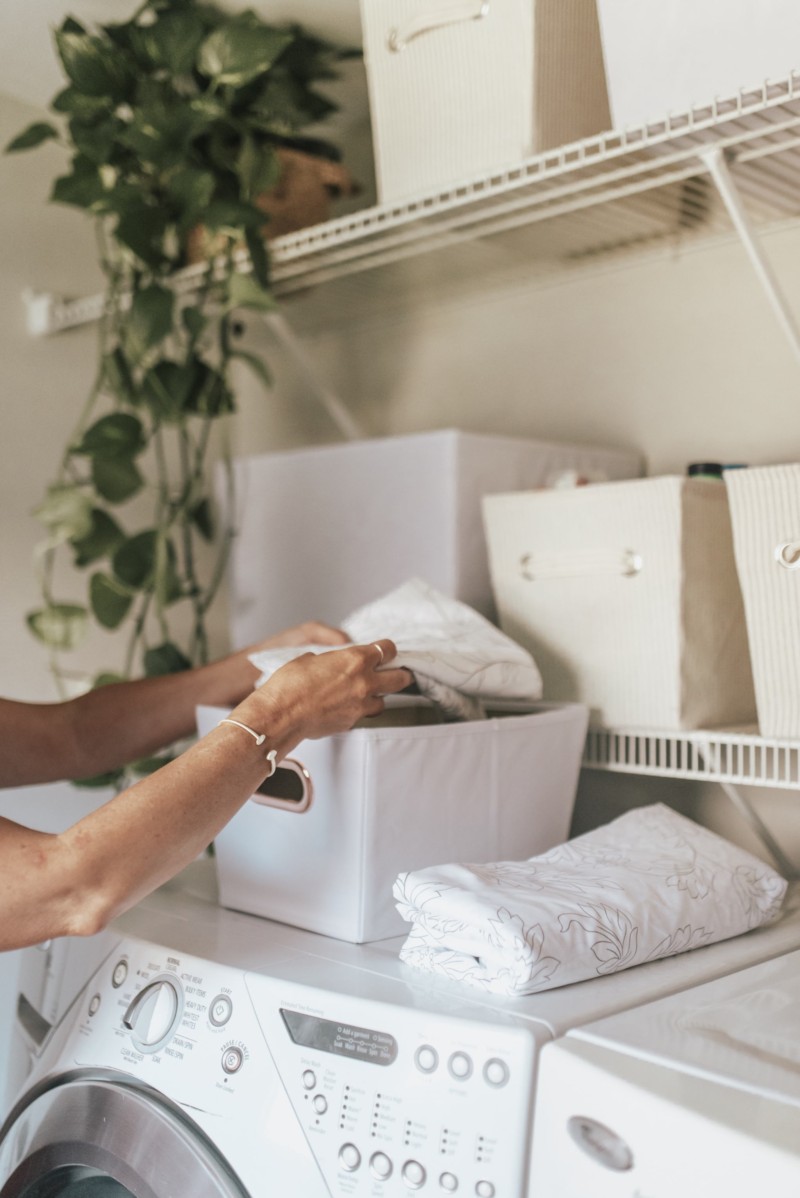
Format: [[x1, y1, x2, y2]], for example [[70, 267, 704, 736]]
[[388, 0, 490, 52], [775, 540, 800, 570], [519, 548, 643, 581], [251, 757, 313, 813]]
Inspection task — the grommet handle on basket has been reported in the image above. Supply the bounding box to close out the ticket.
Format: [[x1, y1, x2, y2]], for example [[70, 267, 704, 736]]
[[252, 758, 313, 813], [388, 0, 490, 52], [519, 548, 643, 581], [775, 540, 800, 570]]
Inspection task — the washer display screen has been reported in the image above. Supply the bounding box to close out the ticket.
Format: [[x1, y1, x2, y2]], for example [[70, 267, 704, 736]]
[[280, 1009, 398, 1066]]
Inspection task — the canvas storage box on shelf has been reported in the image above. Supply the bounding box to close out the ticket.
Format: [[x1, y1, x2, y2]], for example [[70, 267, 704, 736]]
[[224, 429, 641, 647], [483, 476, 757, 730], [725, 463, 800, 738], [196, 701, 589, 943], [597, 0, 800, 130], [359, 0, 611, 202]]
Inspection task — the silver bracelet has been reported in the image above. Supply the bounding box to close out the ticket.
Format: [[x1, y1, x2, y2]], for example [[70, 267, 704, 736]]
[[218, 718, 278, 776]]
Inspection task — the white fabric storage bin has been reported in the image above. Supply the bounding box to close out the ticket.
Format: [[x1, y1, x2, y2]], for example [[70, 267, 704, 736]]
[[359, 0, 611, 202], [725, 463, 800, 738], [196, 701, 589, 943], [597, 0, 800, 130], [225, 429, 641, 647], [483, 476, 757, 730]]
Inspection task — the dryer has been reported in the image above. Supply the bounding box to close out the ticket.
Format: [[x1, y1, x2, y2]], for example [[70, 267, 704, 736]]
[[2, 861, 800, 1198], [529, 948, 800, 1196]]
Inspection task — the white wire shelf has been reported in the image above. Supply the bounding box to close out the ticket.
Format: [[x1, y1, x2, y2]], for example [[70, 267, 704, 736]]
[[26, 71, 800, 335], [583, 726, 800, 790]]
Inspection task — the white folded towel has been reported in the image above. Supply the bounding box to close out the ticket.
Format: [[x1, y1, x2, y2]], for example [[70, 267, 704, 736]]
[[249, 577, 543, 720], [393, 805, 787, 996]]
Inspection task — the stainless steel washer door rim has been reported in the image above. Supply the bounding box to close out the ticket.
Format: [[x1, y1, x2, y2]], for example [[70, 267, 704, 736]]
[[0, 1071, 250, 1198]]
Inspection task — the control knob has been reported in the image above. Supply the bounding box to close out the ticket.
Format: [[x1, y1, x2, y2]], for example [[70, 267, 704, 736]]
[[123, 978, 182, 1050]]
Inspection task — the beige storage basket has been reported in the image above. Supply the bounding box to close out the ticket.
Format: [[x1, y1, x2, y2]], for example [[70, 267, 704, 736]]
[[483, 476, 757, 730], [359, 0, 611, 202], [725, 463, 800, 738]]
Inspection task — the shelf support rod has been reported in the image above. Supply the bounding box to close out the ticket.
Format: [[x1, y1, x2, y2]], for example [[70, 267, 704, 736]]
[[690, 736, 800, 879], [702, 146, 800, 367], [263, 312, 363, 442]]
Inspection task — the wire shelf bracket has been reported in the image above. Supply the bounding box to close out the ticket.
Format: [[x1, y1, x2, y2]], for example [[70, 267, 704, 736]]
[[583, 726, 800, 878]]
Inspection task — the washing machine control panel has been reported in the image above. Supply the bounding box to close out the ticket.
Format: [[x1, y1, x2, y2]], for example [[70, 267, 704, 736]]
[[65, 937, 537, 1197]]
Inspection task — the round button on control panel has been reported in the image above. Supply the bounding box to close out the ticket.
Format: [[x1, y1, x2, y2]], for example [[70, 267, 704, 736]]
[[439, 1173, 459, 1193], [483, 1058, 510, 1088], [302, 1069, 316, 1090], [339, 1144, 361, 1173], [111, 960, 128, 988], [414, 1045, 439, 1074], [402, 1160, 426, 1189], [222, 1047, 244, 1075], [475, 1181, 495, 1198], [370, 1152, 393, 1181], [448, 1051, 473, 1081], [209, 994, 233, 1027]]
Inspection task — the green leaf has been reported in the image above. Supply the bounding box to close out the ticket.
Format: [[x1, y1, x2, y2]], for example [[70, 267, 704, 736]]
[[51, 86, 109, 117], [226, 271, 276, 313], [103, 348, 136, 403], [73, 768, 126, 789], [72, 412, 146, 459], [92, 456, 143, 504], [27, 604, 89, 651], [143, 641, 192, 676], [51, 157, 108, 211], [5, 122, 59, 153], [32, 484, 93, 543], [189, 497, 214, 541], [197, 23, 293, 87], [236, 136, 281, 200], [114, 204, 169, 270], [112, 530, 159, 590], [142, 359, 199, 422], [245, 226, 270, 290], [122, 284, 174, 365], [90, 571, 133, 629], [54, 29, 131, 100], [136, 10, 206, 74], [232, 348, 272, 389], [203, 200, 267, 235], [67, 113, 121, 165], [112, 531, 182, 604], [131, 753, 174, 776], [92, 671, 127, 688], [182, 305, 208, 342], [184, 367, 234, 417], [71, 508, 125, 567]]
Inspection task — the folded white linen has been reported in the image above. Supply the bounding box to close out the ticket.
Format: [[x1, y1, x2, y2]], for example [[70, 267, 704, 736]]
[[393, 804, 787, 996], [248, 577, 543, 720]]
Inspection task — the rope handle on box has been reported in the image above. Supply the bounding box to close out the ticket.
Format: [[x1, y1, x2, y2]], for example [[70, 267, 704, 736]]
[[388, 0, 489, 52], [519, 548, 643, 582], [775, 540, 800, 570]]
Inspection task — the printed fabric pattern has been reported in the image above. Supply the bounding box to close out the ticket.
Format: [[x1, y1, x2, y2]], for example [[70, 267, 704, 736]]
[[393, 804, 787, 995], [248, 577, 543, 720]]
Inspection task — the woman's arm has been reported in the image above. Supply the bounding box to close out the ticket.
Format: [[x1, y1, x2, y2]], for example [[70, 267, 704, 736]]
[[0, 639, 412, 950], [0, 620, 348, 787]]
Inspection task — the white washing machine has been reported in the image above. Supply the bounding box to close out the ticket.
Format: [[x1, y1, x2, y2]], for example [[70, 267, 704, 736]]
[[529, 948, 800, 1196], [2, 862, 800, 1198]]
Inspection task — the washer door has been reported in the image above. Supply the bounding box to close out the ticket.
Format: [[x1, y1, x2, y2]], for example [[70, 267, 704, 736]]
[[0, 1074, 249, 1198]]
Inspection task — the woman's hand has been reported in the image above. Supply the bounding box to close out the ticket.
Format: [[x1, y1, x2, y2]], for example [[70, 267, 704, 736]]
[[249, 638, 413, 747]]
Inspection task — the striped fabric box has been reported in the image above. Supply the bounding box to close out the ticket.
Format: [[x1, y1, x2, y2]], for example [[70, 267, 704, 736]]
[[725, 463, 800, 738], [359, 0, 611, 202]]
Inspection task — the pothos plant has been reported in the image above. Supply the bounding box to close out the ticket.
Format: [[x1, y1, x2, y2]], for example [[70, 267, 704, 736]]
[[7, 0, 350, 787]]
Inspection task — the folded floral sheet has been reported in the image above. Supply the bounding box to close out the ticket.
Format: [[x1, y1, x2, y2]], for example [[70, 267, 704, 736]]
[[393, 804, 787, 995], [249, 577, 543, 720]]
